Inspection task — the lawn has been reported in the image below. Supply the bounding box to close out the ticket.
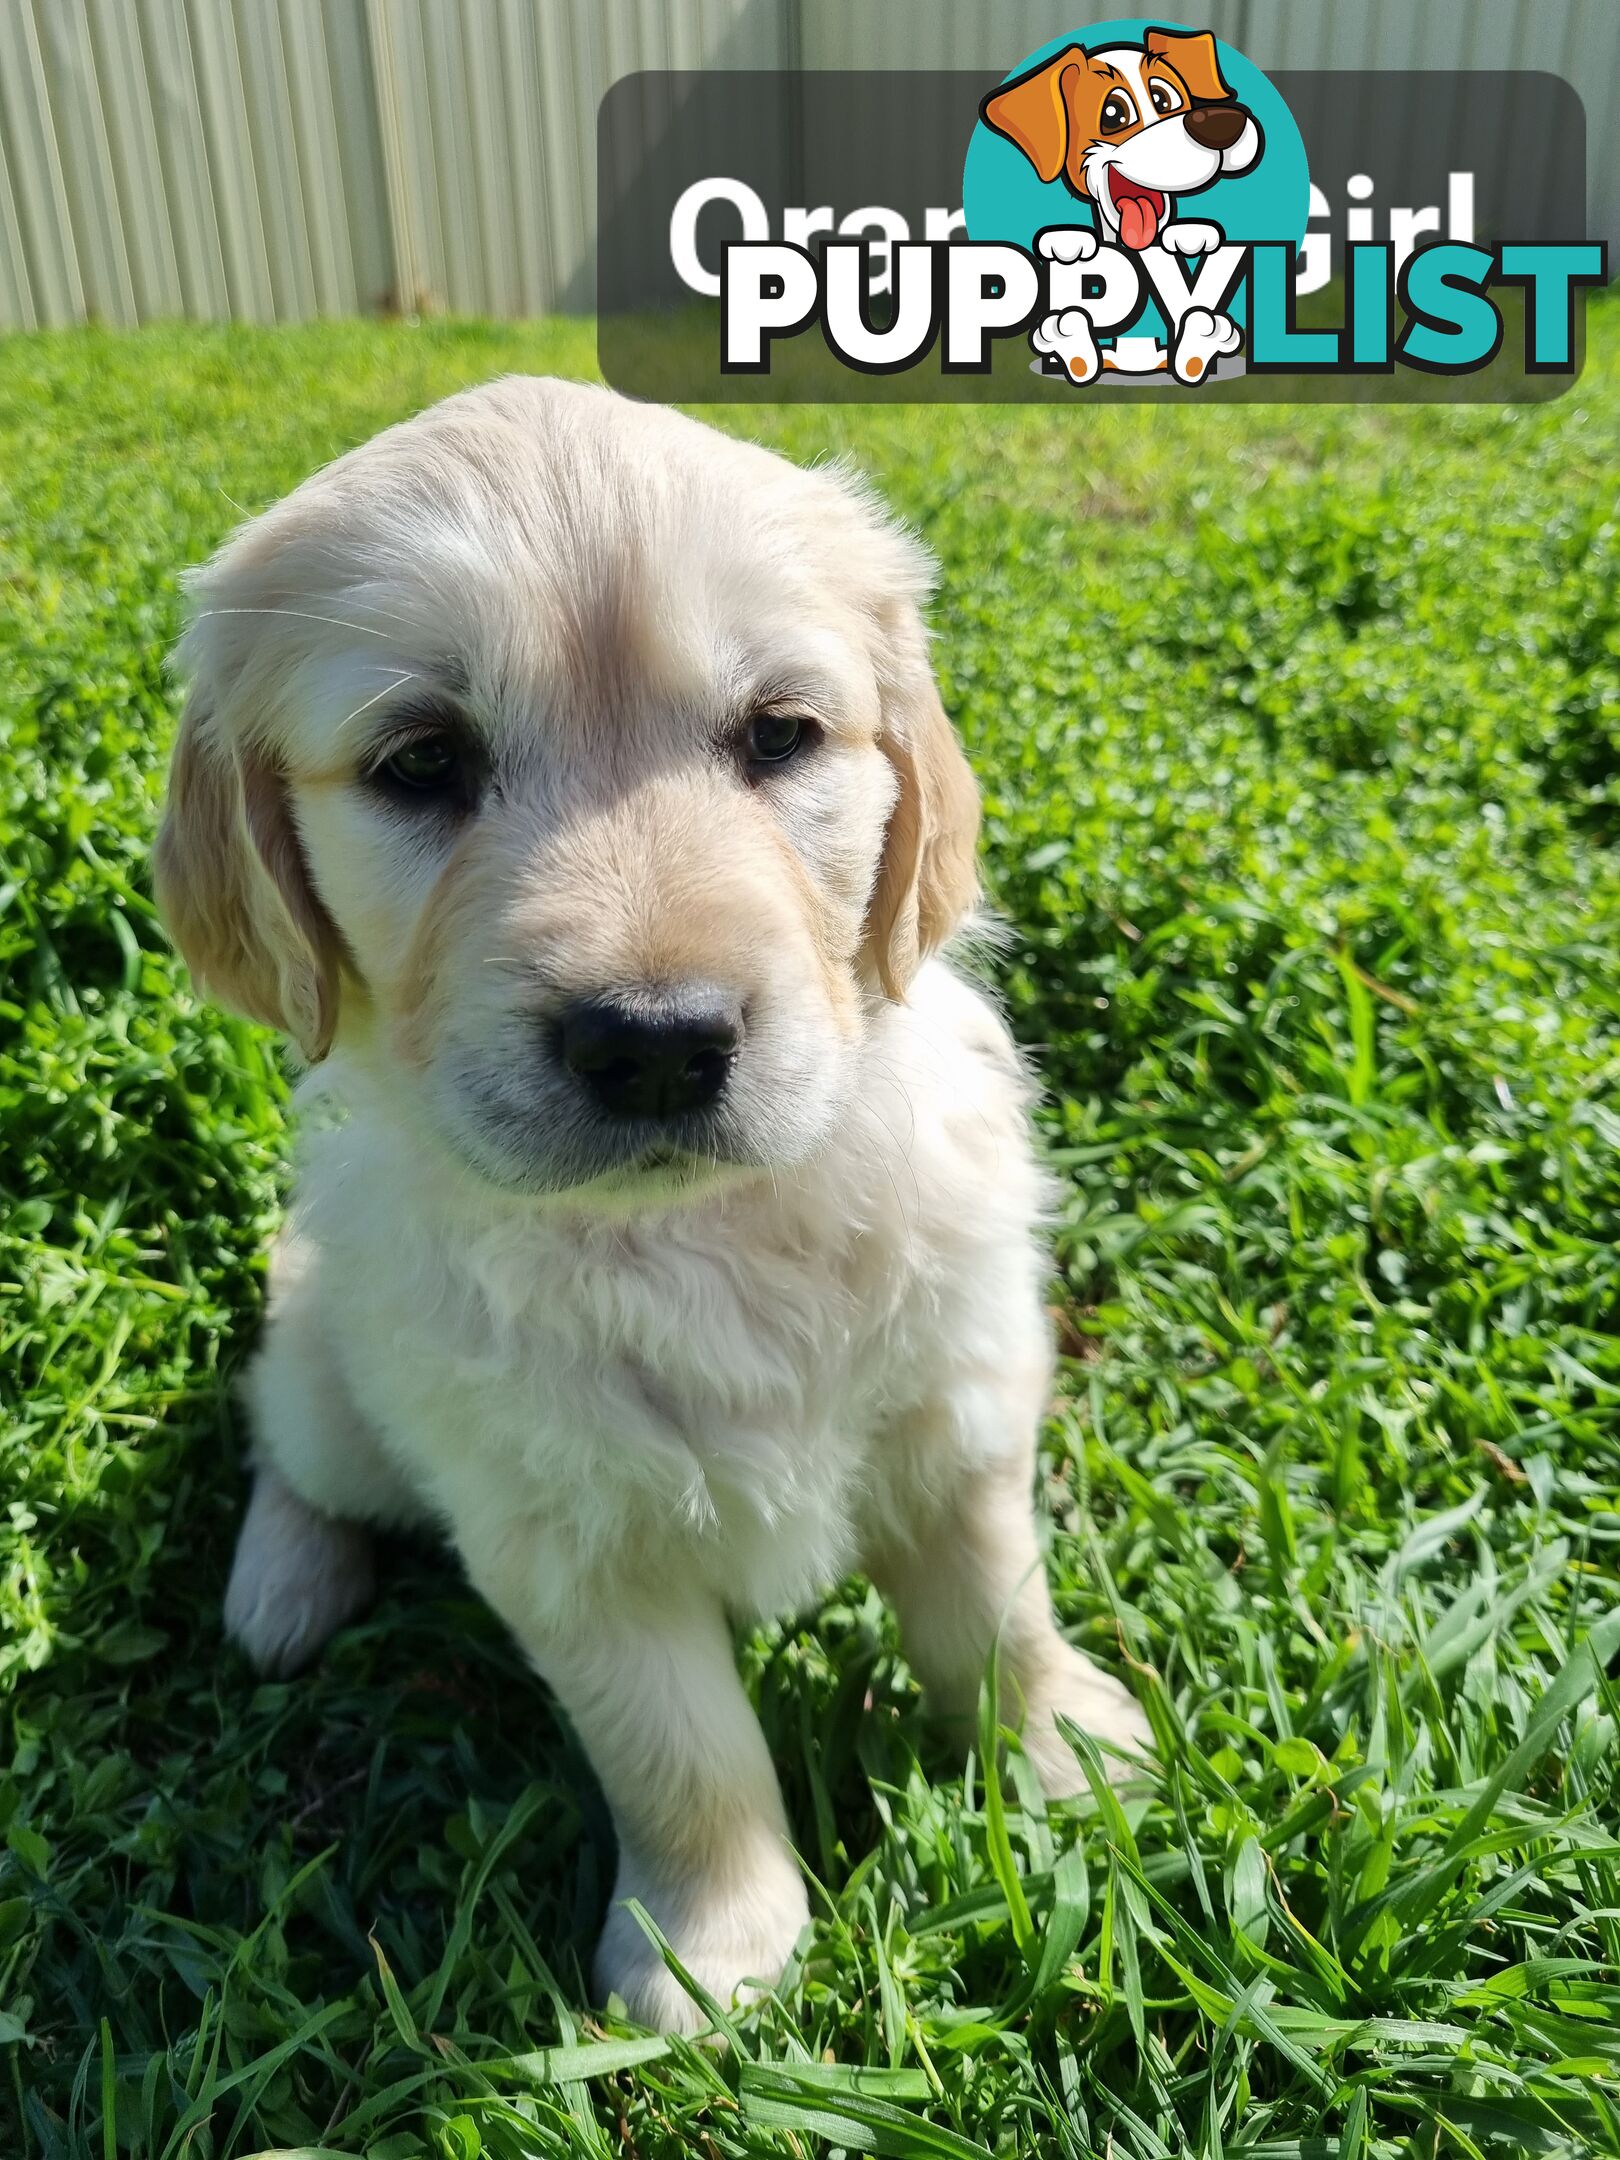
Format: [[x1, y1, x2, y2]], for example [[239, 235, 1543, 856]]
[[2, 310, 1619, 2160]]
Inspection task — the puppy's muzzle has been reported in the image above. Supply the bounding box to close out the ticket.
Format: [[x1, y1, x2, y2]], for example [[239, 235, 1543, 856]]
[[558, 987, 743, 1121], [1184, 102, 1249, 152]]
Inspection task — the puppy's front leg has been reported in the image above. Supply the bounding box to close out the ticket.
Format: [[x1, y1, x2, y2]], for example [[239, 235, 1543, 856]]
[[463, 1539, 807, 2033], [871, 1397, 1151, 1793]]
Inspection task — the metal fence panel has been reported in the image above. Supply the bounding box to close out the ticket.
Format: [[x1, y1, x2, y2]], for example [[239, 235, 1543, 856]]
[[0, 0, 1610, 328], [0, 0, 85, 324]]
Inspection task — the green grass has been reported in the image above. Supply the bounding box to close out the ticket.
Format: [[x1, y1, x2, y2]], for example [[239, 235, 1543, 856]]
[[3, 311, 1620, 2160]]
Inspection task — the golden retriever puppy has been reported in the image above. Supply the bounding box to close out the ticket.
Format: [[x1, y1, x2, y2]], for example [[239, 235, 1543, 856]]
[[155, 377, 1149, 2032]]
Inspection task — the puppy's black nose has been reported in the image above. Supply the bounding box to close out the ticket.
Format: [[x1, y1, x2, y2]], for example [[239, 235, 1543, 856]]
[[1184, 102, 1249, 151], [559, 989, 742, 1120]]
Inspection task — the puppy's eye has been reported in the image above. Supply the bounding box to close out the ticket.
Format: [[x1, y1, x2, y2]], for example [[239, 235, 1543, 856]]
[[384, 734, 460, 789], [1101, 91, 1136, 133], [745, 710, 816, 769], [1148, 80, 1180, 115], [367, 723, 478, 809]]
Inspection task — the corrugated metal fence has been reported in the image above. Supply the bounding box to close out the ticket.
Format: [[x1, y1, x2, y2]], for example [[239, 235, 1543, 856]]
[[2, 0, 1616, 331]]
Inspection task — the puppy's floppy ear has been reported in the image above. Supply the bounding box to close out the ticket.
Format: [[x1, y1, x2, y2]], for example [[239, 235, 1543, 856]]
[[154, 684, 343, 1062], [1145, 26, 1233, 104], [980, 48, 1083, 185], [866, 636, 981, 1002]]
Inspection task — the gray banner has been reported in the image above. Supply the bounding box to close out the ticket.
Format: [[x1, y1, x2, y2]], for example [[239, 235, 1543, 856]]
[[597, 70, 1590, 402]]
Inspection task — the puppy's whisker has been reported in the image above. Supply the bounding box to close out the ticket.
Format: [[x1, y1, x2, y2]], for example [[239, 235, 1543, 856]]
[[855, 1094, 921, 1237], [337, 672, 418, 734], [334, 595, 425, 628], [190, 605, 398, 640], [862, 1055, 922, 1156]]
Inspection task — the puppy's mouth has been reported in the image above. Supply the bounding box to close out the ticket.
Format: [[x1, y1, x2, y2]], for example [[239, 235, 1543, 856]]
[[627, 1138, 711, 1179], [586, 1114, 739, 1183], [1108, 168, 1167, 250], [451, 1072, 772, 1202]]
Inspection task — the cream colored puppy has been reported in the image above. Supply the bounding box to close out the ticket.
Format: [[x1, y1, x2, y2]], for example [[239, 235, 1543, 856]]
[[155, 377, 1149, 2033]]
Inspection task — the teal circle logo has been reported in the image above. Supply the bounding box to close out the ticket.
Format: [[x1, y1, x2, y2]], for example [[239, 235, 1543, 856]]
[[963, 19, 1309, 380]]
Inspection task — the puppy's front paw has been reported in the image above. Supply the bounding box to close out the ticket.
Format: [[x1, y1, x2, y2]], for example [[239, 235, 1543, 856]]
[[1022, 1646, 1153, 1796], [596, 1844, 810, 2035], [224, 1467, 376, 1677]]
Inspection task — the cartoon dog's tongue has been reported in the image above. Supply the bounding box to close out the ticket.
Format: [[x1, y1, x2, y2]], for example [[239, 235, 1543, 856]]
[[1109, 171, 1166, 250], [1119, 193, 1158, 249]]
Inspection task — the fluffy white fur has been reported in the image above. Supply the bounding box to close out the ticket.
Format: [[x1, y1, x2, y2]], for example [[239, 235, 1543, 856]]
[[156, 377, 1150, 2033]]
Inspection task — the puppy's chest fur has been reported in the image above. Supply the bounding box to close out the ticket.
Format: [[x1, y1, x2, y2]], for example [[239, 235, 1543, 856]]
[[292, 968, 1047, 1617], [306, 1159, 901, 1612]]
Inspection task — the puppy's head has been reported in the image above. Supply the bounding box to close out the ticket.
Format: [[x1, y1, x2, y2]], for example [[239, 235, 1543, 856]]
[[155, 378, 978, 1202], [981, 30, 1261, 248]]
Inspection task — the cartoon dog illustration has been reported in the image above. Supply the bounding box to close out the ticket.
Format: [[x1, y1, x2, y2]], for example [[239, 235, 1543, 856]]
[[982, 26, 1262, 385]]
